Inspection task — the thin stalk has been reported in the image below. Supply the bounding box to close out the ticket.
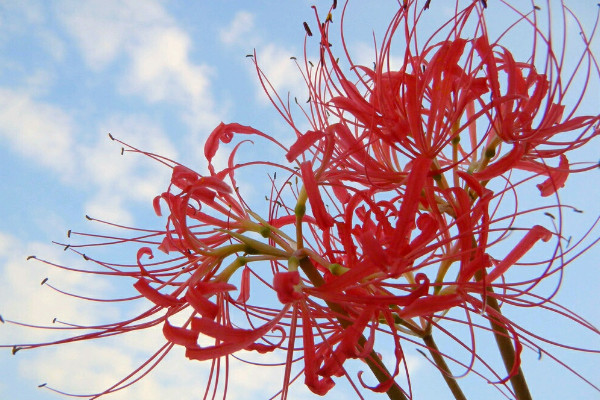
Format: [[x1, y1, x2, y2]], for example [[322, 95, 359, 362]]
[[485, 293, 533, 400], [422, 334, 467, 400], [299, 257, 408, 400]]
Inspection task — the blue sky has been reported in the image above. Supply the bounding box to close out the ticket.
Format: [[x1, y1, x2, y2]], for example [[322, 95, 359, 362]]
[[0, 1, 599, 399]]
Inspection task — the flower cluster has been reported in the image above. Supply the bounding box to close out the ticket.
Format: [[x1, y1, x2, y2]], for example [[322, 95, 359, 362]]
[[3, 1, 600, 399]]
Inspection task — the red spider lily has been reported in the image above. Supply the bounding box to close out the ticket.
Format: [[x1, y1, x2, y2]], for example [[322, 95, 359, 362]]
[[2, 1, 600, 400]]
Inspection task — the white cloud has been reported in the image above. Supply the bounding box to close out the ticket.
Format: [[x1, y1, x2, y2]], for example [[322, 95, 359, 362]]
[[0, 233, 111, 344], [56, 0, 220, 131], [219, 11, 258, 46], [0, 86, 178, 225], [219, 12, 307, 105], [123, 27, 213, 107], [78, 114, 178, 223], [0, 229, 307, 400], [253, 43, 306, 102], [352, 41, 403, 72], [0, 88, 76, 176]]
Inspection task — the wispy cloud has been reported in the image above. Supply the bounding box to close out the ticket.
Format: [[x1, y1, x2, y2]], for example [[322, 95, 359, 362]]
[[220, 11, 307, 105], [0, 88, 76, 176], [220, 11, 258, 46], [56, 0, 220, 131]]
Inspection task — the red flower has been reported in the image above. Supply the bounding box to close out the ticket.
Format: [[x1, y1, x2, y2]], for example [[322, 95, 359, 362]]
[[3, 1, 600, 399]]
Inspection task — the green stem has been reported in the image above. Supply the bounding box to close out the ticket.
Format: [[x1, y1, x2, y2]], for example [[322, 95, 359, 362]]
[[298, 257, 407, 400], [485, 293, 533, 400], [422, 334, 467, 400]]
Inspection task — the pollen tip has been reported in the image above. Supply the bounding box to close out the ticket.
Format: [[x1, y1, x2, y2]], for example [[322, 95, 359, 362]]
[[63, 244, 70, 251], [303, 22, 313, 37], [26, 255, 36, 260], [12, 346, 21, 355], [121, 147, 125, 155], [108, 132, 114, 140], [85, 215, 92, 220], [0, 315, 4, 323], [41, 278, 48, 285], [83, 254, 90, 261], [52, 317, 57, 323], [246, 54, 253, 58], [38, 383, 47, 388], [573, 208, 583, 213], [67, 229, 71, 238]]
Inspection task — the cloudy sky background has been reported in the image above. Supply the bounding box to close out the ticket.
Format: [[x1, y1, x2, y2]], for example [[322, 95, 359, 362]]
[[1, 1, 599, 399]]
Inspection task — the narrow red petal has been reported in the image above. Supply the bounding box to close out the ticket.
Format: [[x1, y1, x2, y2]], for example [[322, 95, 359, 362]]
[[163, 319, 200, 348], [487, 225, 553, 282], [133, 278, 181, 308], [300, 161, 335, 229]]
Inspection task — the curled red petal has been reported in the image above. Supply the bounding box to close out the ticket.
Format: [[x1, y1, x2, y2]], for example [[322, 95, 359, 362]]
[[536, 155, 569, 197], [185, 287, 219, 320], [273, 271, 302, 304], [236, 266, 251, 303], [472, 143, 525, 181], [487, 225, 552, 282], [300, 161, 334, 229], [204, 122, 265, 168], [399, 293, 463, 319], [286, 130, 324, 162], [133, 278, 181, 308], [153, 195, 163, 216], [185, 306, 289, 361], [300, 303, 335, 395], [391, 157, 432, 253], [163, 319, 200, 349]]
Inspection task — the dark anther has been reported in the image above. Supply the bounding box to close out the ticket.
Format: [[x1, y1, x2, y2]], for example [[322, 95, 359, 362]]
[[424, 0, 431, 9], [303, 22, 313, 36], [67, 229, 71, 238], [108, 133, 114, 140], [245, 54, 253, 58], [573, 208, 583, 213], [332, 0, 337, 9], [290, 56, 297, 60], [64, 244, 70, 251], [52, 317, 57, 323], [41, 278, 48, 285], [544, 212, 555, 219], [121, 147, 124, 155], [534, 5, 541, 10], [481, 0, 487, 8], [326, 13, 333, 23], [38, 383, 47, 388], [0, 315, 4, 323], [274, 171, 277, 179], [12, 346, 21, 355], [27, 255, 36, 260], [85, 215, 92, 220], [83, 254, 89, 261]]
